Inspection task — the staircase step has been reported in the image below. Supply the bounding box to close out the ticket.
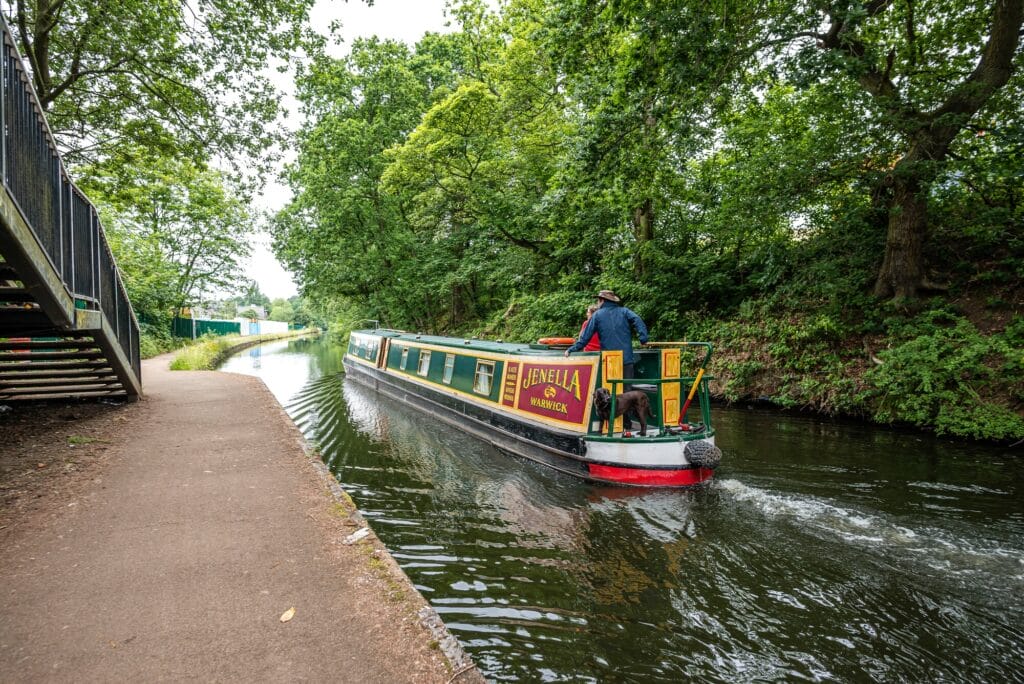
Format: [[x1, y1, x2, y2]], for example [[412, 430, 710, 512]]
[[0, 339, 99, 352], [0, 381, 123, 396], [0, 360, 110, 372], [0, 287, 33, 303], [0, 350, 104, 361], [0, 373, 117, 386], [0, 388, 128, 401], [0, 368, 114, 381]]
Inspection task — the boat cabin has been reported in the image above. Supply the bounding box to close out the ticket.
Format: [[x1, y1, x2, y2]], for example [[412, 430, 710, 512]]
[[345, 331, 713, 439]]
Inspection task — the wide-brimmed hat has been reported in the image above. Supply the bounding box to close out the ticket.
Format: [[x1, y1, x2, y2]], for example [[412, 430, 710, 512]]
[[596, 290, 621, 303]]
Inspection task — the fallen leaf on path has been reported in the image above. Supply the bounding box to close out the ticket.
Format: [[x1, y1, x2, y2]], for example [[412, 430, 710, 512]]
[[280, 607, 295, 623]]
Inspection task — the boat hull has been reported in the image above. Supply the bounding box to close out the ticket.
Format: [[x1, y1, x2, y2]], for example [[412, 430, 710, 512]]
[[343, 358, 715, 487]]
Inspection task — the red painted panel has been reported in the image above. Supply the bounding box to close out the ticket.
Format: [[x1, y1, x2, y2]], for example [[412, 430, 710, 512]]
[[501, 361, 520, 407], [515, 362, 594, 425], [587, 463, 713, 487]]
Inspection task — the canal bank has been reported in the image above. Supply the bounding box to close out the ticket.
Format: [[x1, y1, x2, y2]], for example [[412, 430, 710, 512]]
[[0, 354, 481, 682], [168, 328, 319, 370]]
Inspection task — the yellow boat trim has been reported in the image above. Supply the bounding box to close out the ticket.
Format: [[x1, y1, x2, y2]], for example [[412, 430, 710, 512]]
[[345, 341, 599, 432]]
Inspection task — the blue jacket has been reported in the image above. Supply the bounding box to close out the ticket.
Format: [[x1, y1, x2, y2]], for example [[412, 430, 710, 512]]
[[568, 302, 648, 363]]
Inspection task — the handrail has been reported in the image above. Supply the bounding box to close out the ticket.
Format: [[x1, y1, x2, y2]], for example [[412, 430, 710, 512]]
[[0, 14, 140, 383], [603, 376, 711, 437], [605, 377, 709, 387], [599, 342, 715, 437], [641, 341, 713, 369]]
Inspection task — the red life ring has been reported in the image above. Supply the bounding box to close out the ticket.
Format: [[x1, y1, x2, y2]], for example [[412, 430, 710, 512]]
[[537, 337, 576, 346]]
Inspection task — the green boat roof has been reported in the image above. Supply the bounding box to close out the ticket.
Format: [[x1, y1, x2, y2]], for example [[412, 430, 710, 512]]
[[352, 329, 585, 356]]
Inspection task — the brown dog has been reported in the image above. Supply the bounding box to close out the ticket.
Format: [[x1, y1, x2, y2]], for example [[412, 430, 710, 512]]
[[593, 387, 655, 436]]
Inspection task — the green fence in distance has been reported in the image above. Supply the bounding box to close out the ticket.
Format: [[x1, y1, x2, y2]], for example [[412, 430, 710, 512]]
[[171, 317, 241, 339]]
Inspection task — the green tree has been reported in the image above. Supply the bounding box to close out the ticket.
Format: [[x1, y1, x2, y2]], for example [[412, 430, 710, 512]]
[[272, 35, 465, 329], [288, 296, 315, 327], [236, 281, 272, 310], [83, 153, 253, 319], [100, 218, 182, 323], [3, 0, 322, 172], [381, 1, 577, 326], [535, 0, 761, 278], [768, 0, 1024, 298], [268, 298, 295, 322]]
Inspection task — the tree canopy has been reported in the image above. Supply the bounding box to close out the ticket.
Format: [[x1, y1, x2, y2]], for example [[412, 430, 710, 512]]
[[275, 0, 1022, 320], [2, 0, 324, 324], [3, 0, 322, 173], [81, 153, 254, 317], [272, 0, 1023, 439]]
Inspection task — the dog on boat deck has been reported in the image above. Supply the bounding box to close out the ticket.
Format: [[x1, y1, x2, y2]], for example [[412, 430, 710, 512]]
[[593, 387, 655, 436]]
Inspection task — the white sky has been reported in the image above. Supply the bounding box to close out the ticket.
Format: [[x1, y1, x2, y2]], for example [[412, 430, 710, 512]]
[[246, 0, 458, 300]]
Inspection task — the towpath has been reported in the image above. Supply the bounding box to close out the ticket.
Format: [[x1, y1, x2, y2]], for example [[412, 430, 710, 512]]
[[0, 355, 480, 682]]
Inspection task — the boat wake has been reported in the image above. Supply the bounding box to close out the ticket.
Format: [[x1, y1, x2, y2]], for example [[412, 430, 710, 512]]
[[717, 479, 1024, 586]]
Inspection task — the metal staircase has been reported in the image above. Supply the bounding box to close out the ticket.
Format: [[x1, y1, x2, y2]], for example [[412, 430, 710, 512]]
[[0, 17, 141, 402]]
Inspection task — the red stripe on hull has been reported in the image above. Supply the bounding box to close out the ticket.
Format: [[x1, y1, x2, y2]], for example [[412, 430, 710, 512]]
[[587, 463, 713, 487]]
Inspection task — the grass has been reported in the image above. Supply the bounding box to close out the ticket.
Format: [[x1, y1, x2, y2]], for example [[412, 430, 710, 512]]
[[168, 334, 241, 370], [168, 330, 314, 370]]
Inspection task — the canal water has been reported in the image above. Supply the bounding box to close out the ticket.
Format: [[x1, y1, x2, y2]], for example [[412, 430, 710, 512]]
[[221, 336, 1024, 682]]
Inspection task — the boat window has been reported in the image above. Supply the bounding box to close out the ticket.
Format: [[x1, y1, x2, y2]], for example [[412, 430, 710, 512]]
[[400, 347, 408, 370], [442, 354, 455, 384], [473, 360, 495, 395], [417, 350, 432, 376]]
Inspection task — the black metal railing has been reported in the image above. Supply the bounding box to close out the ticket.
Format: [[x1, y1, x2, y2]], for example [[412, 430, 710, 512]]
[[0, 16, 140, 383]]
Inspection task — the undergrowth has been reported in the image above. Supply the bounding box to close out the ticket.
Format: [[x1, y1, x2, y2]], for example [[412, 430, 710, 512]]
[[865, 312, 1024, 440], [688, 303, 1023, 441], [139, 321, 184, 359]]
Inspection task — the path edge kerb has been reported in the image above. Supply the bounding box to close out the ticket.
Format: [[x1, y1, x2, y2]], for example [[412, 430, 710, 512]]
[[253, 373, 482, 679]]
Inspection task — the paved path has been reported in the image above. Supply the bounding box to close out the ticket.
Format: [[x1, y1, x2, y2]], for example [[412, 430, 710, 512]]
[[0, 357, 475, 682]]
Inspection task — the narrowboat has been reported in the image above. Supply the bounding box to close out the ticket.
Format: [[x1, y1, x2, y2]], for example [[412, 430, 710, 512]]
[[342, 330, 722, 487]]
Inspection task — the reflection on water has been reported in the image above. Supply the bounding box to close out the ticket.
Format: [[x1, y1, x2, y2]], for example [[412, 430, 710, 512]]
[[222, 336, 1024, 682], [220, 336, 342, 405]]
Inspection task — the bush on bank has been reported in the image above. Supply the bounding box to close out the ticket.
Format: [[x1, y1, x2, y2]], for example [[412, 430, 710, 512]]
[[139, 321, 184, 359], [864, 314, 1024, 440], [690, 306, 1024, 442]]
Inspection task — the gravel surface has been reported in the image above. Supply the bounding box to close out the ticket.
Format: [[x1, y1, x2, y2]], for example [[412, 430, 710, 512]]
[[0, 355, 482, 683]]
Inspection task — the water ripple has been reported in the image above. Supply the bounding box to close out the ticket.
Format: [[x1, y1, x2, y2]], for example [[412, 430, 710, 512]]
[[223, 337, 1024, 683]]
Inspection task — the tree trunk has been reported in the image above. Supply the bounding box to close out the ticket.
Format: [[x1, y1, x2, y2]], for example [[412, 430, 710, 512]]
[[874, 178, 927, 299], [812, 0, 1024, 299], [632, 197, 654, 276]]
